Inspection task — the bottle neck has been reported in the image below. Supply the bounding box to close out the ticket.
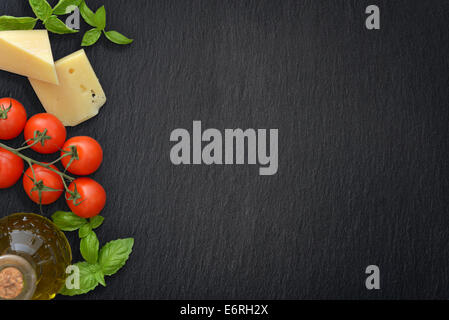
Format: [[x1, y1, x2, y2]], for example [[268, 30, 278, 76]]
[[0, 255, 36, 300]]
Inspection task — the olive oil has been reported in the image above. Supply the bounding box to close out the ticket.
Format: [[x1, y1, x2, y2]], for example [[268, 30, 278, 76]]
[[0, 213, 72, 300]]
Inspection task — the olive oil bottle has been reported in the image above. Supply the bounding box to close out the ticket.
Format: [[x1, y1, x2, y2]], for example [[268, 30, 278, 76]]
[[0, 213, 71, 300]]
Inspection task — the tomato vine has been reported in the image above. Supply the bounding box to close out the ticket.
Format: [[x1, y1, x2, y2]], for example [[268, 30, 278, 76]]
[[0, 135, 81, 208]]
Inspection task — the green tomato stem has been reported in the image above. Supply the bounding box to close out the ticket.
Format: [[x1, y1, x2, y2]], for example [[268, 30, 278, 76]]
[[15, 139, 41, 152], [0, 142, 75, 182]]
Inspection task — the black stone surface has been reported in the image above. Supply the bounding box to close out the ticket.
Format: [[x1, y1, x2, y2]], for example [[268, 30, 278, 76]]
[[1, 0, 449, 299]]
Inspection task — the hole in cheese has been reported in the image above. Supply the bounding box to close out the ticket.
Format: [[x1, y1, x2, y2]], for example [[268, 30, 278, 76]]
[[69, 68, 75, 74]]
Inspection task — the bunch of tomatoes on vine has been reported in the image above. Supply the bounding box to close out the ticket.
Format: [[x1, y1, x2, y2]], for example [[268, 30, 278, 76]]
[[0, 97, 106, 218]]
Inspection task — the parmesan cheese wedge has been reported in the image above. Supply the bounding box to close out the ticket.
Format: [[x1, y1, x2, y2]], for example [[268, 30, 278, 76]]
[[0, 30, 58, 85], [29, 49, 106, 127]]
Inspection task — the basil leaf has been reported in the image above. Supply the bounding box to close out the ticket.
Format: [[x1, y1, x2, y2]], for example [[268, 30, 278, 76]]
[[89, 215, 104, 229], [51, 211, 87, 231], [104, 30, 133, 45], [98, 238, 134, 276], [94, 271, 106, 287], [44, 15, 78, 34], [29, 0, 53, 22], [94, 6, 106, 30], [59, 262, 99, 296], [78, 223, 92, 238], [81, 28, 101, 46], [80, 231, 99, 264], [0, 16, 37, 30], [53, 0, 82, 15], [79, 0, 96, 27]]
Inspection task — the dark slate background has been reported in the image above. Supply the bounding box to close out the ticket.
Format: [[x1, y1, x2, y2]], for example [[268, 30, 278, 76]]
[[1, 0, 449, 300]]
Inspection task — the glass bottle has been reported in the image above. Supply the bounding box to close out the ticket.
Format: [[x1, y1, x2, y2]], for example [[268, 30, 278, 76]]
[[0, 213, 72, 300]]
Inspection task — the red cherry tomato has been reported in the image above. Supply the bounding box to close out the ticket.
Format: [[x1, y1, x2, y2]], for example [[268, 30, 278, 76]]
[[24, 113, 66, 154], [0, 147, 24, 189], [23, 164, 64, 204], [0, 98, 27, 140], [66, 178, 106, 218], [61, 136, 103, 175]]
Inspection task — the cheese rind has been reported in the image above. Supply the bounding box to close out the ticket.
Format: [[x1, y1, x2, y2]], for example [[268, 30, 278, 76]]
[[0, 30, 58, 84], [29, 49, 106, 127]]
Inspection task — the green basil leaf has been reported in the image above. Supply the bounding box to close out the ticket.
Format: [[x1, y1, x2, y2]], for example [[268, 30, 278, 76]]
[[0, 16, 37, 30], [51, 211, 87, 231], [89, 215, 104, 229], [59, 262, 99, 296], [94, 271, 106, 287], [81, 28, 101, 46], [29, 0, 53, 22], [80, 231, 99, 264], [94, 6, 106, 30], [98, 238, 134, 276], [53, 0, 82, 15], [79, 0, 96, 27], [78, 223, 92, 238], [104, 30, 133, 45], [44, 15, 78, 34]]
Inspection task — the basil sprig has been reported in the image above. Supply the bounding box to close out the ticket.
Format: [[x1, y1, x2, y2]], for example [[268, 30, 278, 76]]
[[51, 211, 134, 296], [0, 0, 78, 34], [80, 1, 133, 46], [0, 0, 133, 46]]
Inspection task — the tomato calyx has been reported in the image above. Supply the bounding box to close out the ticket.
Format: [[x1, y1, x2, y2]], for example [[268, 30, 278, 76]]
[[27, 175, 63, 204], [61, 145, 79, 172], [31, 129, 52, 147], [19, 129, 53, 153], [0, 101, 12, 120], [65, 182, 83, 206]]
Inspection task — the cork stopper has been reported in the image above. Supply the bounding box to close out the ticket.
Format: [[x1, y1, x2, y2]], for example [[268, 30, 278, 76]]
[[0, 267, 24, 299], [0, 255, 36, 300]]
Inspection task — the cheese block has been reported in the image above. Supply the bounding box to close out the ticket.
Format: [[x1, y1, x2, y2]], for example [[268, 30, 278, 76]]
[[0, 30, 58, 85], [29, 49, 106, 127]]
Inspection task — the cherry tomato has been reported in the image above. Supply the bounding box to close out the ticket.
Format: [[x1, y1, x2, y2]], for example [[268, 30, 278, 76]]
[[0, 147, 24, 189], [61, 136, 103, 175], [66, 178, 106, 218], [24, 113, 66, 154], [0, 98, 27, 140], [23, 164, 64, 204]]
